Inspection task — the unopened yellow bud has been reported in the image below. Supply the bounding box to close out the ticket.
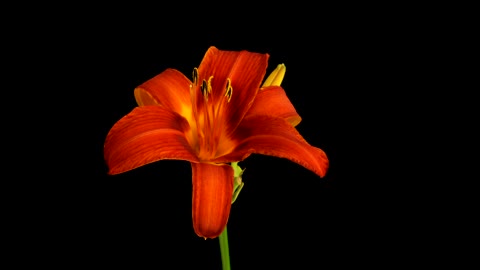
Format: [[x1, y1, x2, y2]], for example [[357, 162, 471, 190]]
[[262, 64, 286, 87]]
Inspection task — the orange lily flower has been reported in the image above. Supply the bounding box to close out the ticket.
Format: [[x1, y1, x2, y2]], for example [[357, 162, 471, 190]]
[[104, 46, 329, 239]]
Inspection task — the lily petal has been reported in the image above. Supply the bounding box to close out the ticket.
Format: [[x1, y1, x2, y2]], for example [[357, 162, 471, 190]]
[[246, 85, 302, 127], [197, 46, 269, 135], [134, 68, 192, 120], [215, 115, 329, 178], [104, 106, 199, 174], [191, 162, 234, 239]]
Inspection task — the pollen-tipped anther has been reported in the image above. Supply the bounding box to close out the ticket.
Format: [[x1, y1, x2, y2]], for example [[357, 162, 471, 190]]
[[201, 79, 208, 100], [225, 78, 233, 102], [192, 67, 199, 86]]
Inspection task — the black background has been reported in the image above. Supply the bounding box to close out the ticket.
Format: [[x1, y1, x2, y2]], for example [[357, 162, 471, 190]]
[[11, 5, 431, 269], [82, 36, 377, 268]]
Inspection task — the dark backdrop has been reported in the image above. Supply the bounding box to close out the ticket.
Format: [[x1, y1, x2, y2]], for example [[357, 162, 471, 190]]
[[79, 35, 376, 269], [16, 6, 414, 269]]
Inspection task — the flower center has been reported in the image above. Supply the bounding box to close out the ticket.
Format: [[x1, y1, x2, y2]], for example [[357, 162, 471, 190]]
[[189, 67, 233, 161]]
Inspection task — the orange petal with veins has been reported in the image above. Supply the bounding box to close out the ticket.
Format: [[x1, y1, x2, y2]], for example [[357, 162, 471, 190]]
[[215, 115, 329, 178], [191, 162, 234, 239], [247, 85, 302, 127], [104, 106, 198, 175], [134, 68, 192, 121]]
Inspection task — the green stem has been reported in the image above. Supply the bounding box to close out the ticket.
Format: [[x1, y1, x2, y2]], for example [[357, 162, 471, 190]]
[[219, 226, 231, 270]]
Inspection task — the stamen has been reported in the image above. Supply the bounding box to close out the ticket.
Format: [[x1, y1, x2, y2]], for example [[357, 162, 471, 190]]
[[224, 78, 233, 102], [207, 76, 214, 94], [201, 79, 208, 100], [192, 67, 199, 86]]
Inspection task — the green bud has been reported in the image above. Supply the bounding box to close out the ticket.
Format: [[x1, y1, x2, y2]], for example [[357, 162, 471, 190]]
[[231, 162, 245, 204]]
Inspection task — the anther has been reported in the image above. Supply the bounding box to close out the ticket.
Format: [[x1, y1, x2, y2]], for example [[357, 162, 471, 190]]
[[207, 76, 214, 94], [225, 78, 233, 102], [192, 67, 199, 86], [201, 79, 208, 100]]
